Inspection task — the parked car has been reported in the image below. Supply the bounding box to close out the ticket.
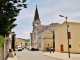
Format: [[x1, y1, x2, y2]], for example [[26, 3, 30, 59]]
[[26, 46, 31, 50], [29, 48, 35, 51], [29, 47, 39, 51], [22, 46, 24, 50], [35, 48, 39, 51], [18, 46, 22, 51]]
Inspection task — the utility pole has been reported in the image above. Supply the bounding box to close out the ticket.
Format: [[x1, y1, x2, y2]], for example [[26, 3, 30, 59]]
[[53, 31, 55, 52], [59, 15, 70, 58]]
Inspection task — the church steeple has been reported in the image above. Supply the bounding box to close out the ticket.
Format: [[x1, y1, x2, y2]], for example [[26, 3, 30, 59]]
[[34, 5, 40, 21], [33, 5, 41, 26]]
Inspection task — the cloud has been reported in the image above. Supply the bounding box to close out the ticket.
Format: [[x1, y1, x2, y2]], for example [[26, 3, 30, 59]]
[[12, 0, 80, 39]]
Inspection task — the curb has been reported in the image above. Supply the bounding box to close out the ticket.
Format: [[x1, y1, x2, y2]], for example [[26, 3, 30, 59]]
[[7, 56, 18, 60], [44, 54, 80, 60], [44, 54, 63, 60], [7, 51, 18, 60]]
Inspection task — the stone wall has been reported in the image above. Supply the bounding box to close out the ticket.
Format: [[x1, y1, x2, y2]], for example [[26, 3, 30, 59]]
[[0, 39, 10, 60], [5, 41, 9, 58], [0, 47, 4, 60]]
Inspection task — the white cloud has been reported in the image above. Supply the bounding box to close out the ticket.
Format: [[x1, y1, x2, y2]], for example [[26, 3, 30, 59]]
[[12, 0, 80, 39], [16, 31, 31, 39]]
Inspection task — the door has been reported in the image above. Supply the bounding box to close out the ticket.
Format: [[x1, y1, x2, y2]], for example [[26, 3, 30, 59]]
[[60, 45, 64, 51]]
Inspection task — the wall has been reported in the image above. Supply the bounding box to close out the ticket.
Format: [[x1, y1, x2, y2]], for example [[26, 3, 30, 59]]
[[55, 23, 67, 52], [69, 23, 80, 53], [55, 22, 80, 53], [44, 39, 53, 48], [5, 41, 9, 58], [15, 38, 26, 47], [0, 47, 4, 60], [39, 30, 54, 50], [0, 38, 10, 60]]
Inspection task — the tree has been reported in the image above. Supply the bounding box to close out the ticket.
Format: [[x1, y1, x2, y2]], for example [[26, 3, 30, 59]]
[[25, 42, 27, 45], [0, 0, 27, 37]]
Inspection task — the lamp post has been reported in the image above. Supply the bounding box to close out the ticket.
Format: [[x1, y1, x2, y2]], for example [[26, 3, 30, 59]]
[[59, 15, 70, 58]]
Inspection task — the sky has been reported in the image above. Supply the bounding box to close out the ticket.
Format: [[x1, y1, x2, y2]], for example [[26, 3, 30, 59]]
[[12, 0, 80, 39]]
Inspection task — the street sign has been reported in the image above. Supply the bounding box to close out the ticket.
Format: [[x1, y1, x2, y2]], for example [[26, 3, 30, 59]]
[[69, 45, 71, 48]]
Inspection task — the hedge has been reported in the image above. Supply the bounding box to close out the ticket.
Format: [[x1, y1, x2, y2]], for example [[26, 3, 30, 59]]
[[0, 35, 4, 47]]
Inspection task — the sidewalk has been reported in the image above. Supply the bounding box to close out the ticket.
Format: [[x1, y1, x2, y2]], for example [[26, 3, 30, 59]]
[[7, 52, 18, 60], [43, 52, 80, 60]]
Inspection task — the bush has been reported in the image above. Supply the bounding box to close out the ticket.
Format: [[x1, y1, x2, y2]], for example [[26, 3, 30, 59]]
[[0, 35, 4, 47], [42, 48, 47, 52]]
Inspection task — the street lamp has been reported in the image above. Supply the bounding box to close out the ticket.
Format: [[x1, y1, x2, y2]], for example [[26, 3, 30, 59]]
[[59, 15, 70, 58]]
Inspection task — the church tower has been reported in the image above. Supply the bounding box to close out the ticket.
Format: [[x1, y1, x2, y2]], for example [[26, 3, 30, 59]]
[[32, 5, 41, 26]]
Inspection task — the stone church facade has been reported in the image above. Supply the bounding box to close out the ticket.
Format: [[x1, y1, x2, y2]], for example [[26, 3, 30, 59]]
[[30, 6, 60, 50]]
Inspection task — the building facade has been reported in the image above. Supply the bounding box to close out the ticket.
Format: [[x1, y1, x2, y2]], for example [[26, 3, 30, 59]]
[[15, 38, 26, 47], [38, 30, 54, 51], [54, 21, 80, 53]]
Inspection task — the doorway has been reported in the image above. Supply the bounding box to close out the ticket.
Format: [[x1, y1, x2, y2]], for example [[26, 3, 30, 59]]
[[60, 45, 64, 51]]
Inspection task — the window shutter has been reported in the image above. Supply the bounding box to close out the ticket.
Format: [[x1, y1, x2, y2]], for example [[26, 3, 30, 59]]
[[68, 32, 71, 39]]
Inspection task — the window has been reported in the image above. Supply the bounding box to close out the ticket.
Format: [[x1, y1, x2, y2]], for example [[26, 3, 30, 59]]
[[48, 44, 49, 46]]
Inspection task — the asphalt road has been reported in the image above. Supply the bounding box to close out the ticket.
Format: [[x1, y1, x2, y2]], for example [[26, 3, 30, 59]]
[[16, 49, 60, 60]]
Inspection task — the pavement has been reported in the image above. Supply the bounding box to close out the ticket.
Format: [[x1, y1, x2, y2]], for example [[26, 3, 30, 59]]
[[7, 52, 18, 60], [7, 50, 80, 60], [43, 52, 80, 60]]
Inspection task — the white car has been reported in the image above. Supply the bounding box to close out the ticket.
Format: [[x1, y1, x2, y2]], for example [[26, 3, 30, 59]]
[[29, 46, 32, 50], [18, 46, 22, 51], [27, 46, 31, 50]]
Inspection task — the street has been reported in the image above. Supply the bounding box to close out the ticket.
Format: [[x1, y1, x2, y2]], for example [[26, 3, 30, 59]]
[[16, 49, 60, 60]]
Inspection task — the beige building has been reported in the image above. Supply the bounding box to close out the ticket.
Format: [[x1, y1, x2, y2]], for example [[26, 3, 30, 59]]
[[54, 21, 80, 53], [38, 30, 54, 50], [15, 38, 26, 47]]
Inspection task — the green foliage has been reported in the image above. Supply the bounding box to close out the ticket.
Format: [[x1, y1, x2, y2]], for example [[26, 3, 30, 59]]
[[0, 0, 27, 37], [42, 49, 46, 52], [0, 35, 4, 47], [25, 42, 27, 45], [41, 48, 47, 52], [26, 39, 30, 42], [22, 39, 30, 42]]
